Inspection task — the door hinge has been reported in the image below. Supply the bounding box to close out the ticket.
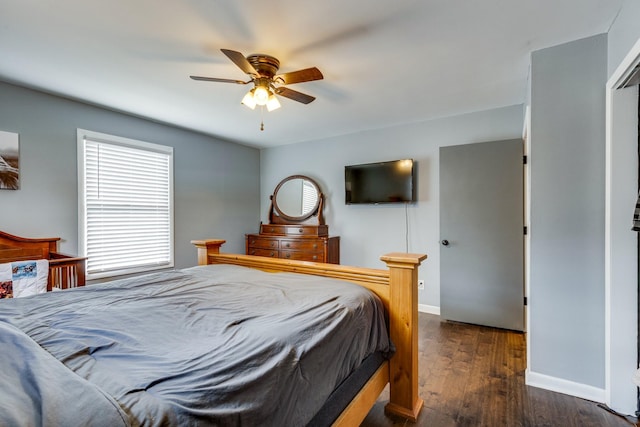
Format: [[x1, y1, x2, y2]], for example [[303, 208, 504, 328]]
[[524, 297, 528, 306], [524, 226, 528, 235], [523, 155, 528, 164]]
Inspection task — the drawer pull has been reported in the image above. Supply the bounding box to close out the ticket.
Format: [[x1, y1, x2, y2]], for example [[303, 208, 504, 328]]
[[285, 243, 290, 248], [285, 253, 291, 258], [270, 228, 275, 233], [270, 242, 276, 247], [312, 255, 318, 260], [270, 251, 275, 257], [298, 228, 303, 233], [313, 244, 317, 249]]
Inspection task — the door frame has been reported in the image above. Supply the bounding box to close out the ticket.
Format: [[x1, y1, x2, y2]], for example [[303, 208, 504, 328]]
[[523, 105, 531, 337], [605, 36, 640, 414]]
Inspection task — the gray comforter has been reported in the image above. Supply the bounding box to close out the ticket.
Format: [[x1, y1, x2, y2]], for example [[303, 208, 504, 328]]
[[0, 264, 390, 426]]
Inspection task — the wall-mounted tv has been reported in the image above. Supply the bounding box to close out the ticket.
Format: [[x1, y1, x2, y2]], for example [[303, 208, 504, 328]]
[[345, 159, 416, 204]]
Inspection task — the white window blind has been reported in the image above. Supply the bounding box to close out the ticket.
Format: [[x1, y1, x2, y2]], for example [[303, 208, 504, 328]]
[[302, 180, 316, 213], [78, 129, 174, 279]]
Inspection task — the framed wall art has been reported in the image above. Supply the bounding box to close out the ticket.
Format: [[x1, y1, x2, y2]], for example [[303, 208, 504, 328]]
[[0, 131, 19, 190]]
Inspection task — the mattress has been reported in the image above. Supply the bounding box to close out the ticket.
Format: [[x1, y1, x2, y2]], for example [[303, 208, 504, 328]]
[[0, 264, 391, 426]]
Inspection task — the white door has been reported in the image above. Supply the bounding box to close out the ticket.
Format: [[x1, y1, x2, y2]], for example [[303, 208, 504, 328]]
[[439, 139, 524, 331]]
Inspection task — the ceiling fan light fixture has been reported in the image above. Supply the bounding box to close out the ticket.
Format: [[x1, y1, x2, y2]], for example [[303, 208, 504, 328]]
[[191, 49, 324, 118], [266, 93, 281, 112], [253, 85, 270, 106], [241, 89, 257, 109]]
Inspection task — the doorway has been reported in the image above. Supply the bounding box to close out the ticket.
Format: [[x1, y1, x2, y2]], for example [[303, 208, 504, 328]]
[[605, 37, 640, 414]]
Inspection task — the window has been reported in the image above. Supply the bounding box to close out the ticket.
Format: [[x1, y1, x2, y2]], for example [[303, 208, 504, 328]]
[[78, 129, 174, 279], [302, 180, 317, 213]]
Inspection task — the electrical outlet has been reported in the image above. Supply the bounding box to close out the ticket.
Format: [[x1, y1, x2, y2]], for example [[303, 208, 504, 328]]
[[418, 279, 425, 290]]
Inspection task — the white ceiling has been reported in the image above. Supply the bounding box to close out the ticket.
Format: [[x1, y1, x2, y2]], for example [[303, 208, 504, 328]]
[[0, 0, 623, 148]]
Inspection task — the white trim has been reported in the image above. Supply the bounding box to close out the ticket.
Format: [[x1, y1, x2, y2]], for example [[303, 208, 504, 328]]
[[605, 65, 613, 411], [526, 369, 606, 404], [418, 304, 440, 315], [605, 36, 640, 414], [523, 105, 531, 336]]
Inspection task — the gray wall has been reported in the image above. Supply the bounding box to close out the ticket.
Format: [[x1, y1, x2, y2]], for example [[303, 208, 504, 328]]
[[529, 34, 607, 388], [0, 81, 260, 269], [608, 0, 640, 76], [260, 105, 524, 309]]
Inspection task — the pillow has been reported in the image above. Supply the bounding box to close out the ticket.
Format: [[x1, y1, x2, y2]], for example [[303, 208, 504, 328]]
[[0, 259, 49, 298]]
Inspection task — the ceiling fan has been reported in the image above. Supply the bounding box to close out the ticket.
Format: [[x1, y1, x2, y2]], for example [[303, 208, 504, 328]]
[[190, 49, 324, 113]]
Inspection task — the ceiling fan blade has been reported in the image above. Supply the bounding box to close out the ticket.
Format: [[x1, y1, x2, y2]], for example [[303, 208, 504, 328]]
[[275, 67, 324, 85], [221, 48, 259, 76], [275, 87, 316, 104], [190, 75, 249, 84]]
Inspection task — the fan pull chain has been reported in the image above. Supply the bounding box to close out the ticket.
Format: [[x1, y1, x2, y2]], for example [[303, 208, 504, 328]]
[[260, 106, 265, 131]]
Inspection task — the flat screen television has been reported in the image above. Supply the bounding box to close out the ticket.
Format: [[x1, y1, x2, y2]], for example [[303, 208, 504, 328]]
[[345, 159, 416, 204]]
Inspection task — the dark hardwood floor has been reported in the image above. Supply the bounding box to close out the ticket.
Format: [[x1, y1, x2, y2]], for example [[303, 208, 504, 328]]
[[361, 313, 638, 427]]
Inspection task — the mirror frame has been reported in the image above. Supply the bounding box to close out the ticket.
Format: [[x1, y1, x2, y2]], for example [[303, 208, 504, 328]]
[[269, 175, 324, 225]]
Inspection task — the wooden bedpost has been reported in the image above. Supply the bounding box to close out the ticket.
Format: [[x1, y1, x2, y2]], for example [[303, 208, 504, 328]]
[[190, 239, 226, 265], [380, 252, 427, 422]]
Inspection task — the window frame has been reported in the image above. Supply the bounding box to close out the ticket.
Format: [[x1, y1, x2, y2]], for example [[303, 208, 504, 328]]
[[77, 129, 174, 280]]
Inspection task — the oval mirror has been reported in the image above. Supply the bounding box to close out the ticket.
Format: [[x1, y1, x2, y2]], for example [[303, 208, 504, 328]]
[[272, 175, 321, 221]]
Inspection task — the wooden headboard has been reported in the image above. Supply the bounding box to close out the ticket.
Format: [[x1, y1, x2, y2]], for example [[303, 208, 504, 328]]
[[0, 230, 86, 291]]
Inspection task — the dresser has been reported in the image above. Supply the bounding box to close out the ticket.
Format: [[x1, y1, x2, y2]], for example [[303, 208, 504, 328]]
[[247, 175, 340, 264], [246, 224, 340, 264]]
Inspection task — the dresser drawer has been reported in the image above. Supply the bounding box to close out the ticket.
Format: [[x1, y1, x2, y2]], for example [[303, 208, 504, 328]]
[[280, 239, 324, 251], [282, 227, 327, 237], [260, 225, 288, 235], [247, 248, 279, 258], [246, 236, 279, 250], [260, 224, 328, 237], [280, 250, 324, 262]]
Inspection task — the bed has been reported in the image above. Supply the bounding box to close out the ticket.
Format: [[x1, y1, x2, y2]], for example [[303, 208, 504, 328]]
[[0, 232, 426, 426], [192, 239, 427, 425]]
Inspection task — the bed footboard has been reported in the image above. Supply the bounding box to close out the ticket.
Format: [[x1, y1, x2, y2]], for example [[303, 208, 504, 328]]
[[192, 238, 427, 424]]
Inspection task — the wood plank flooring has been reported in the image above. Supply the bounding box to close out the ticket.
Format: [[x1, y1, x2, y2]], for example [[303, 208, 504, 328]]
[[361, 313, 638, 427]]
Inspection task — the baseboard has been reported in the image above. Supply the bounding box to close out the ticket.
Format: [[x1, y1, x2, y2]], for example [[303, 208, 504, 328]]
[[418, 304, 440, 315], [525, 369, 606, 403]]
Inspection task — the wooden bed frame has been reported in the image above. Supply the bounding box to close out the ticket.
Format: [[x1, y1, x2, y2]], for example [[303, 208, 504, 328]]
[[0, 231, 86, 291], [192, 238, 427, 426]]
